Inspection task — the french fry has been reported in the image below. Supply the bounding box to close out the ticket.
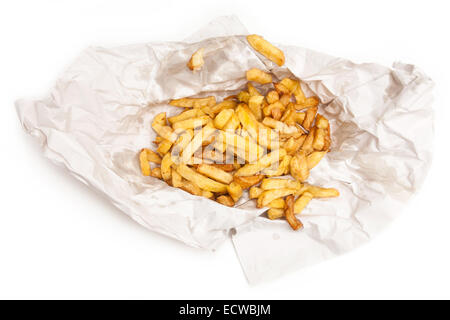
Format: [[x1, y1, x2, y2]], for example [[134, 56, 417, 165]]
[[181, 123, 216, 163], [266, 90, 279, 104], [171, 169, 183, 188], [171, 129, 194, 157], [139, 149, 151, 176], [236, 149, 287, 176], [293, 191, 313, 214], [197, 164, 233, 184], [168, 108, 205, 125], [267, 208, 284, 220], [283, 136, 303, 155], [247, 83, 261, 97], [142, 148, 161, 164], [262, 117, 299, 135], [175, 164, 227, 193], [302, 107, 318, 131], [293, 82, 306, 104], [306, 151, 327, 169], [227, 182, 243, 202], [222, 113, 240, 132], [279, 78, 299, 93], [268, 198, 285, 209], [172, 115, 211, 132], [161, 153, 173, 181], [257, 188, 297, 208], [204, 100, 237, 117], [290, 151, 309, 182], [237, 91, 250, 104], [301, 97, 320, 108], [218, 130, 264, 159], [169, 96, 216, 108], [187, 48, 204, 71], [202, 190, 214, 199], [305, 186, 339, 198], [315, 114, 329, 129], [181, 180, 203, 196], [248, 95, 264, 121], [236, 104, 259, 139], [247, 34, 285, 66], [216, 195, 235, 207], [313, 128, 325, 150], [261, 178, 302, 190], [301, 127, 315, 154], [274, 82, 290, 95], [152, 113, 177, 142], [249, 186, 263, 199], [214, 109, 234, 129], [286, 195, 303, 230], [233, 175, 264, 189], [246, 68, 272, 84], [263, 154, 291, 177], [279, 94, 291, 107], [157, 139, 173, 156]]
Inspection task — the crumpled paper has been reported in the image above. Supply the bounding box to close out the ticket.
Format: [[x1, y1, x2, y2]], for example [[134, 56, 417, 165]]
[[16, 16, 434, 284]]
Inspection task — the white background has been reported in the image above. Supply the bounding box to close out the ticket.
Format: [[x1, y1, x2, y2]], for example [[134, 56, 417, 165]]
[[1, 0, 449, 299]]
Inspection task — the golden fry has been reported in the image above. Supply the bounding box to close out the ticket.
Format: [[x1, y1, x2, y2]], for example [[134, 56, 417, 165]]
[[171, 169, 183, 188], [246, 68, 272, 84], [306, 151, 327, 169], [173, 115, 211, 131], [181, 123, 216, 163], [197, 164, 233, 184], [290, 151, 309, 182], [306, 186, 339, 198], [233, 175, 264, 189], [261, 178, 302, 190], [175, 164, 227, 193], [267, 208, 284, 220], [249, 186, 263, 199], [312, 128, 325, 150], [302, 107, 318, 131], [214, 109, 235, 129], [187, 48, 204, 71], [268, 198, 285, 209], [156, 139, 173, 156], [248, 95, 264, 121], [161, 153, 173, 181], [247, 34, 285, 66], [236, 149, 287, 176], [227, 182, 243, 202], [266, 90, 279, 104], [169, 96, 216, 108], [257, 188, 297, 208], [293, 192, 313, 214], [286, 195, 303, 230], [139, 149, 151, 176], [216, 195, 234, 207], [152, 113, 177, 142], [168, 108, 205, 125]]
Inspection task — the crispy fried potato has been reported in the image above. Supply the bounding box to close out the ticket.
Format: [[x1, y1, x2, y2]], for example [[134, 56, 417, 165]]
[[143, 148, 161, 164], [283, 136, 304, 155], [262, 117, 299, 135], [210, 164, 234, 172], [293, 191, 313, 214], [279, 94, 291, 107], [152, 113, 177, 143], [237, 91, 250, 104], [301, 127, 315, 154], [156, 139, 173, 156], [150, 167, 162, 179], [247, 35, 285, 66], [181, 180, 203, 196], [315, 114, 329, 129], [172, 115, 211, 131], [266, 90, 279, 104], [274, 82, 290, 95], [302, 107, 318, 131], [261, 178, 302, 190], [267, 208, 284, 220], [202, 190, 214, 199], [263, 154, 292, 177], [233, 175, 264, 189], [246, 68, 272, 84], [236, 149, 287, 176], [216, 195, 234, 207], [306, 151, 327, 169], [248, 95, 264, 121], [204, 100, 237, 117], [175, 164, 227, 193], [293, 82, 306, 104], [171, 169, 183, 188], [169, 96, 216, 108], [257, 188, 297, 208], [227, 182, 243, 202], [280, 78, 299, 93], [171, 129, 194, 157], [313, 128, 325, 150], [139, 148, 151, 176], [222, 113, 240, 132], [181, 123, 216, 163], [249, 186, 263, 199], [268, 198, 285, 209], [247, 83, 261, 97], [197, 164, 233, 184], [290, 151, 309, 182], [187, 48, 204, 71], [305, 186, 339, 198], [214, 109, 234, 129], [286, 195, 303, 230], [301, 97, 320, 108], [168, 109, 205, 125], [218, 130, 264, 159], [161, 153, 173, 181]]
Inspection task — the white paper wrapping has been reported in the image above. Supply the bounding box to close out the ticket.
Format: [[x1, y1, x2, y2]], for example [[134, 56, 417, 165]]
[[16, 16, 434, 284]]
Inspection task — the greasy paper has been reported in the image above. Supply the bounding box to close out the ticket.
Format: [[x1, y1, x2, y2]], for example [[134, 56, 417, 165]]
[[16, 16, 434, 284]]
